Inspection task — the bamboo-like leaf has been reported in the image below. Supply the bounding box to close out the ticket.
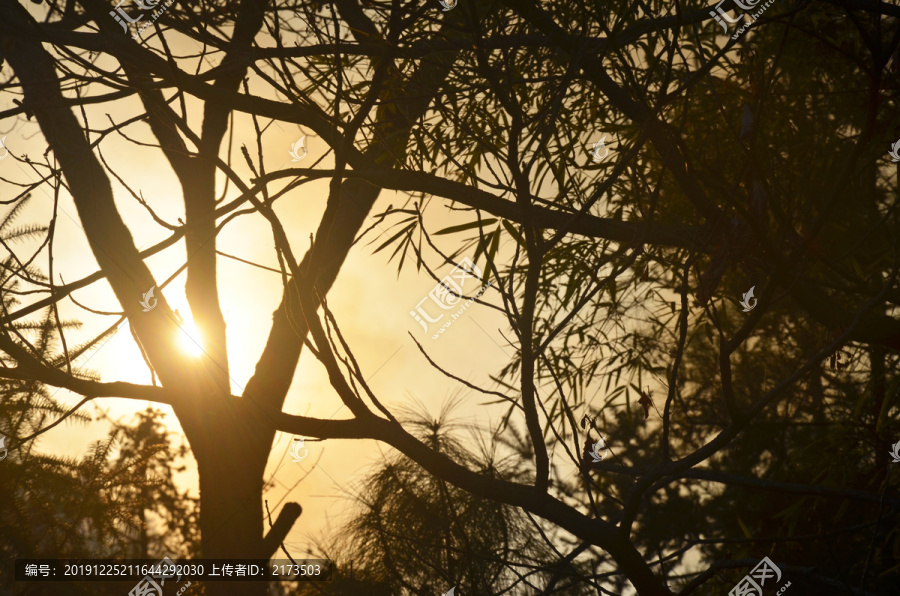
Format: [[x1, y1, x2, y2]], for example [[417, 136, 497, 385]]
[[501, 219, 525, 247], [372, 221, 416, 255], [434, 219, 497, 236]]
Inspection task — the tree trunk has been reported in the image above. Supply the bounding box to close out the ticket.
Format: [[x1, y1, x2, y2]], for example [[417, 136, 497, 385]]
[[191, 397, 272, 596]]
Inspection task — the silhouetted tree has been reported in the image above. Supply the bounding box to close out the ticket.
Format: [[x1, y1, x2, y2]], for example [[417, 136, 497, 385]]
[[1, 0, 899, 594], [295, 399, 594, 595]]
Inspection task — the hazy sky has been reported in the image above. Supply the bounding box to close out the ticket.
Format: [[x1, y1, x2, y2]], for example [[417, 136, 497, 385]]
[[0, 67, 523, 559], [0, 3, 643, 565]]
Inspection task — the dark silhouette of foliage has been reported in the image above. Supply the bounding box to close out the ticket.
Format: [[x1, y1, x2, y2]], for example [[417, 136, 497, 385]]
[[1, 0, 899, 594], [296, 400, 595, 595]]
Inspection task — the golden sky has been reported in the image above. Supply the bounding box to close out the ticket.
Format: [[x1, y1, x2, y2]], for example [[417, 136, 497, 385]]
[[0, 69, 520, 558]]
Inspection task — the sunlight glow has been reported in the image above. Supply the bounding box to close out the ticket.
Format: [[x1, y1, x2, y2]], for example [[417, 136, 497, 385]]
[[176, 320, 204, 357]]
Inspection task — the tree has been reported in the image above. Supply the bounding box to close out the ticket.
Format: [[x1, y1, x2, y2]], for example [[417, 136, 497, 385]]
[[296, 399, 593, 595], [1, 0, 899, 594], [0, 219, 199, 594], [1, 399, 200, 595]]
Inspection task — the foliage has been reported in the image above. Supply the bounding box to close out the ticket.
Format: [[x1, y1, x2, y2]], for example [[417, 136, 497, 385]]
[[1, 261, 199, 592], [296, 400, 594, 595], [2, 0, 900, 594]]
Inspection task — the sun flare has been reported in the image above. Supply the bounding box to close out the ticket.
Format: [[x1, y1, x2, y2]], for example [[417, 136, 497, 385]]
[[176, 320, 204, 358]]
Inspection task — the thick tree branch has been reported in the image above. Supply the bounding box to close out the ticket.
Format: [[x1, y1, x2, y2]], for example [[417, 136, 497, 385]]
[[365, 415, 672, 595], [0, 1, 194, 392], [242, 0, 478, 418], [0, 366, 175, 404], [679, 468, 900, 507], [260, 502, 302, 560]]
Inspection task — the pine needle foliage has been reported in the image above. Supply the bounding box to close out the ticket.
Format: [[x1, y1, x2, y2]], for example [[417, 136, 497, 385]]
[[295, 398, 595, 595], [0, 226, 199, 592]]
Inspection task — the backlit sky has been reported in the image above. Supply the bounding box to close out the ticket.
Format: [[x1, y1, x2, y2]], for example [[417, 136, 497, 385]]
[[0, 3, 660, 573], [0, 62, 529, 560]]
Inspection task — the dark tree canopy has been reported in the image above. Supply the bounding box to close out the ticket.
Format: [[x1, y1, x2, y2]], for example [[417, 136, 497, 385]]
[[1, 0, 899, 594]]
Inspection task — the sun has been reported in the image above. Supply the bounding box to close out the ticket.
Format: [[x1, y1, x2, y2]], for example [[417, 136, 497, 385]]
[[175, 320, 205, 358], [157, 289, 206, 359]]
